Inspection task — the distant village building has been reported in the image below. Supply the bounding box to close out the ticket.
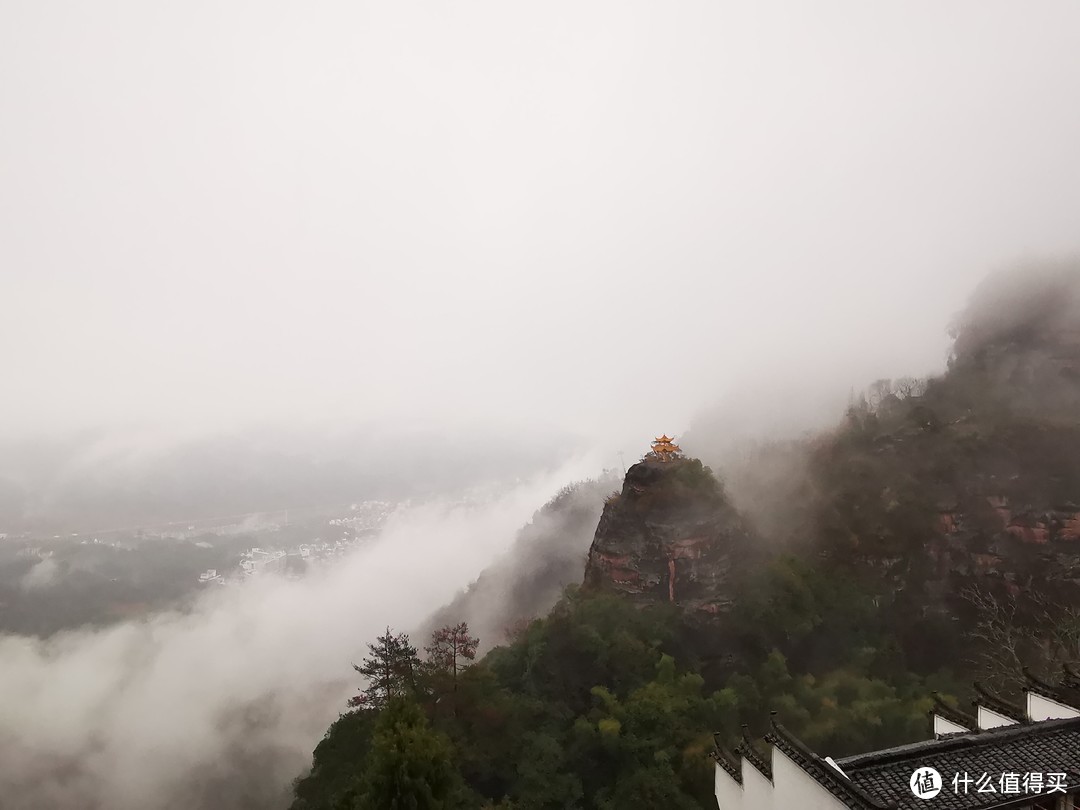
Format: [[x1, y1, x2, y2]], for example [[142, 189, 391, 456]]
[[240, 547, 287, 578], [713, 669, 1080, 809]]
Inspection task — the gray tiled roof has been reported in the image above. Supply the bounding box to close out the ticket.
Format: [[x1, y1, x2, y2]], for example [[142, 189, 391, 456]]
[[766, 721, 889, 809], [835, 715, 1080, 809]]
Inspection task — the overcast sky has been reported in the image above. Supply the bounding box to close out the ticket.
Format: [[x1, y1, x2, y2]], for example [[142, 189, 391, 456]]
[[3, 1, 1079, 448]]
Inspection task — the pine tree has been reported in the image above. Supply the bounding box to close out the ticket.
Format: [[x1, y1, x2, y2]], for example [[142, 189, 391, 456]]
[[353, 697, 467, 810], [350, 628, 422, 710], [425, 622, 479, 716]]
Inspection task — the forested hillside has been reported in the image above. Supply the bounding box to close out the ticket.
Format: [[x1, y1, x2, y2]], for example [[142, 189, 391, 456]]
[[292, 584, 950, 809], [291, 263, 1080, 809]]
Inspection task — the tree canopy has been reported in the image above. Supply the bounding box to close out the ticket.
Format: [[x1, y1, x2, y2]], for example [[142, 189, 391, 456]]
[[292, 585, 961, 810]]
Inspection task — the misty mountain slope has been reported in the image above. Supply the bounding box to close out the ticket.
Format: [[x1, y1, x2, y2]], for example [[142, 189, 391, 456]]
[[421, 263, 1080, 681], [291, 456, 957, 810], [422, 474, 618, 649], [526, 264, 1080, 678], [633, 262, 1080, 682], [422, 263, 1080, 681], [290, 265, 1080, 809], [785, 264, 1080, 671]]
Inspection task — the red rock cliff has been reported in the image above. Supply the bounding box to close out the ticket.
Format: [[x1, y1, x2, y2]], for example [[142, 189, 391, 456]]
[[583, 457, 756, 617]]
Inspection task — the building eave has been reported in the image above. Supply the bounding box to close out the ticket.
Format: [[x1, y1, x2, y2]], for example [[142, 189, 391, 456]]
[[710, 733, 743, 785], [1022, 666, 1080, 711], [837, 713, 1080, 769], [735, 725, 773, 781], [930, 691, 979, 731], [765, 719, 890, 809], [972, 681, 1028, 724]]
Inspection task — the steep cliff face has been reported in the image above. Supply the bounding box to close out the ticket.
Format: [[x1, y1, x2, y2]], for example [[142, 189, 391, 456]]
[[801, 267, 1080, 639], [932, 496, 1080, 595], [583, 458, 756, 617]]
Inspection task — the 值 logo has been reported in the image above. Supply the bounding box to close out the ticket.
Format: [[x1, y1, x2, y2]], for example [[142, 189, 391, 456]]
[[910, 767, 943, 799]]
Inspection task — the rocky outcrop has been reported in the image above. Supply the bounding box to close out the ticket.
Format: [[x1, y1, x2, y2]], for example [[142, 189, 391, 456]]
[[930, 496, 1080, 603], [583, 458, 756, 617]]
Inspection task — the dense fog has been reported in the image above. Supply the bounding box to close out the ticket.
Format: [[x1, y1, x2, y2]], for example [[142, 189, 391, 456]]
[[3, 1, 1080, 808], [0, 459, 599, 810]]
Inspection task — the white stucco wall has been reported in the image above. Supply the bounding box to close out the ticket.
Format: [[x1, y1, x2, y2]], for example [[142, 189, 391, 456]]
[[741, 761, 773, 808], [714, 750, 850, 810], [714, 764, 743, 810], [976, 705, 1017, 730], [771, 748, 848, 810], [1027, 692, 1080, 721], [933, 714, 970, 736]]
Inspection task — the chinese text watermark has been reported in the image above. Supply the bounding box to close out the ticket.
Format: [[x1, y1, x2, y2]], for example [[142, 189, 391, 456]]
[[910, 768, 1069, 799]]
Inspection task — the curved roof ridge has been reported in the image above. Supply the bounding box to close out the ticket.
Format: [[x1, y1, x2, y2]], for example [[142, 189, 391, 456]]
[[972, 680, 1028, 723], [1023, 666, 1060, 691], [1022, 666, 1067, 700], [1023, 666, 1080, 710], [930, 690, 979, 730], [765, 718, 890, 809], [837, 714, 1080, 769], [735, 724, 773, 780], [710, 732, 743, 784]]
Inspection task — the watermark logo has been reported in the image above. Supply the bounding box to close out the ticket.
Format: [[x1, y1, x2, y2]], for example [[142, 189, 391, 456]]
[[909, 768, 1068, 799], [911, 767, 943, 799]]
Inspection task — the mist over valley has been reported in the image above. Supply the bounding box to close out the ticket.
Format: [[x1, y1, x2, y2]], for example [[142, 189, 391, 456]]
[[3, 1, 1080, 808]]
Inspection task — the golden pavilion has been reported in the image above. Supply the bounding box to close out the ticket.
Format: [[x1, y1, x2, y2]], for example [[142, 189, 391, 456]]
[[649, 434, 682, 462]]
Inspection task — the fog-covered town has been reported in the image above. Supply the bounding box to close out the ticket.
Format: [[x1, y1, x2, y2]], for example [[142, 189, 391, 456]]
[[0, 500, 396, 635], [196, 501, 396, 584]]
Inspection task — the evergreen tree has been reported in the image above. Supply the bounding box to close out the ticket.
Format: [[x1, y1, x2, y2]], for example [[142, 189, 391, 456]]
[[425, 622, 479, 716], [350, 628, 422, 709], [353, 697, 467, 810], [292, 710, 380, 809]]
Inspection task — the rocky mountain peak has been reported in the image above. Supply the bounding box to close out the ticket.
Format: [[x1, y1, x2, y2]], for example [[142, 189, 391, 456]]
[[582, 456, 756, 617]]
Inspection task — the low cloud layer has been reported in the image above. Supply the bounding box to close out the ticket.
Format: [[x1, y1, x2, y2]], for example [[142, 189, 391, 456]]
[[0, 457, 601, 810], [4, 2, 1079, 446], [18, 558, 61, 591]]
